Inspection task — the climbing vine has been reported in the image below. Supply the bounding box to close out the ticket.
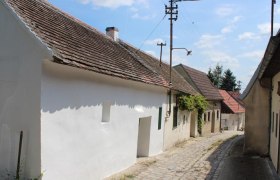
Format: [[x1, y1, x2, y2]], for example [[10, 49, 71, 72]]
[[178, 94, 208, 134]]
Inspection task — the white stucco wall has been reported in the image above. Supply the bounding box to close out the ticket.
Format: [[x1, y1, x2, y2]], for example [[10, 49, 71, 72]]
[[41, 61, 167, 180], [270, 72, 280, 170], [0, 2, 51, 179], [163, 93, 191, 150], [221, 113, 245, 131]]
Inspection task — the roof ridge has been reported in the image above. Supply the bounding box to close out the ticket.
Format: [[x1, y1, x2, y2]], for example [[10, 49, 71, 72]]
[[118, 41, 159, 75], [181, 63, 207, 75]]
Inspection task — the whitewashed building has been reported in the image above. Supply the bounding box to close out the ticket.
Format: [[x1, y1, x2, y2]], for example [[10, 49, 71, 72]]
[[174, 64, 223, 136], [0, 0, 198, 179], [219, 90, 245, 131]]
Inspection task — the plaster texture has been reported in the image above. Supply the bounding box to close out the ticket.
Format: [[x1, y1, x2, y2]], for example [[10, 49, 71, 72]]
[[221, 113, 245, 131], [243, 80, 270, 155], [163, 93, 192, 150], [270, 72, 280, 171], [0, 2, 51, 179], [41, 61, 167, 180]]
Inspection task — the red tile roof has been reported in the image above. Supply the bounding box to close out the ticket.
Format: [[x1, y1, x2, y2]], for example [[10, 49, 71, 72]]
[[175, 64, 223, 100], [219, 90, 245, 114], [227, 91, 245, 108], [5, 0, 170, 88]]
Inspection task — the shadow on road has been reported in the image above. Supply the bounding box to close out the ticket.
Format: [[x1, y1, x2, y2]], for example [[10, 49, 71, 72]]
[[205, 134, 279, 180]]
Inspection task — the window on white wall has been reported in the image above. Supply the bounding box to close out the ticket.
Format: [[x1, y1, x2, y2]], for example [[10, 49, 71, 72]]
[[102, 101, 111, 123]]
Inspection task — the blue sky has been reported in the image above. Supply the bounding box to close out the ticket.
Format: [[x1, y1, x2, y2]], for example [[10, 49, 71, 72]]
[[48, 0, 280, 91]]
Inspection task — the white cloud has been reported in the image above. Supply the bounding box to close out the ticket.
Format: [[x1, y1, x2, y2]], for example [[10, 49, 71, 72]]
[[144, 38, 165, 45], [257, 22, 280, 35], [215, 5, 234, 17], [277, 8, 280, 15], [221, 26, 232, 34], [238, 32, 261, 41], [145, 50, 156, 57], [204, 51, 239, 68], [239, 50, 264, 60], [129, 7, 155, 20], [221, 16, 242, 34], [78, 0, 148, 9], [195, 34, 224, 49]]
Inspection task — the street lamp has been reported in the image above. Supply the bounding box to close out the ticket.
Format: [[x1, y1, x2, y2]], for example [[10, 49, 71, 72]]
[[172, 48, 192, 56]]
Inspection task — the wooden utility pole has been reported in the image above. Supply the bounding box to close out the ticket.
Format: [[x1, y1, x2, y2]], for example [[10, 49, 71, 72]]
[[157, 42, 166, 66], [165, 0, 199, 114], [165, 0, 199, 86], [271, 0, 276, 37], [165, 1, 178, 86]]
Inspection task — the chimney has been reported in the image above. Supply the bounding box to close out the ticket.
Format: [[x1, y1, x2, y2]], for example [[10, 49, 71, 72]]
[[106, 27, 119, 41]]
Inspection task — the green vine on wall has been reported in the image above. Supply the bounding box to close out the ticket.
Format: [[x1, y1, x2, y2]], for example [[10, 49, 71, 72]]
[[178, 94, 208, 134]]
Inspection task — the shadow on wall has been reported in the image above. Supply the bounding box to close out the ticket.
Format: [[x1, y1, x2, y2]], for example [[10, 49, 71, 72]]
[[41, 62, 165, 114]]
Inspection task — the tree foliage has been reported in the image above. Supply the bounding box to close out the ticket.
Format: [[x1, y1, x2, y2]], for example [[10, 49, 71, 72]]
[[207, 64, 223, 88], [208, 64, 241, 91], [178, 95, 208, 135], [221, 69, 237, 91]]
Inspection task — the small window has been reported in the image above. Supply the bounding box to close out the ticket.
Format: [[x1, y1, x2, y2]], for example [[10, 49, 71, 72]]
[[276, 113, 278, 138], [217, 110, 219, 119], [173, 106, 178, 128], [158, 107, 162, 130], [272, 112, 275, 133], [102, 102, 111, 123], [208, 112, 211, 121], [204, 113, 207, 122]]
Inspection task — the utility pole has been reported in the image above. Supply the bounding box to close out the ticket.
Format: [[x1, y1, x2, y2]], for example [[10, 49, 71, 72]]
[[165, 0, 199, 115], [271, 0, 276, 37], [157, 42, 166, 66], [165, 0, 199, 85], [165, 1, 178, 86]]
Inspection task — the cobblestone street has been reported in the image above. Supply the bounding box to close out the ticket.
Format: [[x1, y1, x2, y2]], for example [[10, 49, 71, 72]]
[[106, 131, 244, 180]]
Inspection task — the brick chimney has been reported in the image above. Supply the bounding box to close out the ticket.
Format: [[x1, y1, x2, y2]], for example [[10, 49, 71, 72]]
[[106, 27, 119, 41]]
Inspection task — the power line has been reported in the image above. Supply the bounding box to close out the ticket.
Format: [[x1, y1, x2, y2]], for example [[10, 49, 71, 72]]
[[137, 14, 167, 50]]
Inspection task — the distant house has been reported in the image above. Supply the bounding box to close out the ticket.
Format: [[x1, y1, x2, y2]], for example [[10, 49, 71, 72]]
[[120, 43, 199, 150], [219, 90, 245, 131], [241, 32, 280, 173], [174, 64, 223, 136], [0, 0, 198, 179]]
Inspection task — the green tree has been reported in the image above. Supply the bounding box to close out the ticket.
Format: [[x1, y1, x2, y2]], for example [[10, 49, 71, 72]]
[[221, 69, 237, 91], [207, 64, 223, 88]]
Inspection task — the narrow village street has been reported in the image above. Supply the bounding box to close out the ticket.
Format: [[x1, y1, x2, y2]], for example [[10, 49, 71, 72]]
[[107, 131, 277, 180]]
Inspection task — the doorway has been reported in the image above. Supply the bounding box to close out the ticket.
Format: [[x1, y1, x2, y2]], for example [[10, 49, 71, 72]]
[[211, 110, 216, 133], [137, 117, 151, 157], [190, 112, 197, 137]]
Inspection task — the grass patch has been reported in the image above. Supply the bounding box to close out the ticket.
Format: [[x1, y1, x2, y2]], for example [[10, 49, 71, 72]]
[[141, 159, 157, 167], [118, 174, 135, 180]]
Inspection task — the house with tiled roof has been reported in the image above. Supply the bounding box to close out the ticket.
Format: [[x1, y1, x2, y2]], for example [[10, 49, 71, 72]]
[[219, 90, 245, 131], [174, 64, 223, 136], [0, 0, 199, 179], [120, 43, 200, 150], [241, 31, 280, 173]]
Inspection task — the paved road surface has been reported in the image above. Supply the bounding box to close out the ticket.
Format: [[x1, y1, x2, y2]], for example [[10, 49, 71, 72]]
[[106, 131, 243, 180]]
